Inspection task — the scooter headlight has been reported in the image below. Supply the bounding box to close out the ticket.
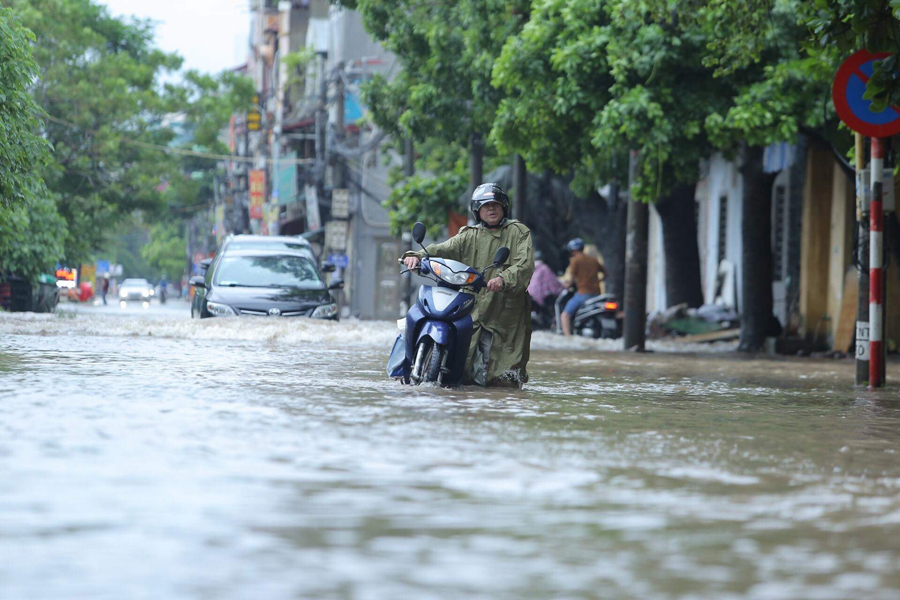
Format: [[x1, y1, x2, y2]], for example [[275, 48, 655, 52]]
[[431, 262, 477, 286]]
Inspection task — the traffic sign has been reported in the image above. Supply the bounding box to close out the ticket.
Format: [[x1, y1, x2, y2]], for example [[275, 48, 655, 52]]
[[833, 50, 900, 137], [327, 253, 349, 269]]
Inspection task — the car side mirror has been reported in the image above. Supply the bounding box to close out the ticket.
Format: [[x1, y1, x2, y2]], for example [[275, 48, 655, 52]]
[[321, 261, 336, 273], [189, 275, 206, 289], [199, 258, 213, 272], [493, 247, 510, 266], [412, 222, 426, 245], [328, 279, 345, 290]]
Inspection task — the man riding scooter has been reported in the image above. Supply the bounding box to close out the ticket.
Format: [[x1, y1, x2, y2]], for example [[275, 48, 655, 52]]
[[561, 238, 606, 336], [401, 183, 535, 386]]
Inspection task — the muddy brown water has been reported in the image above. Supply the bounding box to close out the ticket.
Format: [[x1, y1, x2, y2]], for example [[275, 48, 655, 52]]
[[1, 305, 898, 599]]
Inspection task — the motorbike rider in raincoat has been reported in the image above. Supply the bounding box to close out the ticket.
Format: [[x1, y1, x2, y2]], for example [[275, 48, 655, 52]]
[[402, 183, 535, 387]]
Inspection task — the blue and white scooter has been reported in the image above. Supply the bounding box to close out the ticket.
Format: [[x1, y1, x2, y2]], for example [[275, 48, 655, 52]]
[[387, 222, 510, 386]]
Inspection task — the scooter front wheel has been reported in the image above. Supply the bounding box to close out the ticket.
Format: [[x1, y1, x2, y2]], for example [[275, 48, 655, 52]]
[[412, 339, 446, 385], [423, 342, 445, 384]]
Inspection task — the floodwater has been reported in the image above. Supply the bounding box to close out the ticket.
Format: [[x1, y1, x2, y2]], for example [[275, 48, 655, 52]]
[[1, 301, 899, 599]]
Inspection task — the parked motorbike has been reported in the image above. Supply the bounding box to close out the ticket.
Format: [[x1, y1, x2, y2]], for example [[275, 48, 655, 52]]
[[387, 222, 510, 386], [555, 288, 622, 339]]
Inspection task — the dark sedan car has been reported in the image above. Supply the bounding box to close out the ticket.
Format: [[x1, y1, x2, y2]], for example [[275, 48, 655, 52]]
[[190, 249, 343, 320]]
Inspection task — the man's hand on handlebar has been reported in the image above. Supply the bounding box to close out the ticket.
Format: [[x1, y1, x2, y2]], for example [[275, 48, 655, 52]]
[[402, 256, 421, 270], [486, 276, 505, 293]]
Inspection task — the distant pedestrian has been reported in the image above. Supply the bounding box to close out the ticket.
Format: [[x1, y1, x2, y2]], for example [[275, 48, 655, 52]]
[[101, 276, 110, 305]]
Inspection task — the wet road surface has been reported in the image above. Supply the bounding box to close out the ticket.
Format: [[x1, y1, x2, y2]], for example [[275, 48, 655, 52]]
[[1, 302, 899, 599]]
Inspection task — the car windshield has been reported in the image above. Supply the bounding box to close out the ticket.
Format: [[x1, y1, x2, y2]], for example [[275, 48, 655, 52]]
[[214, 255, 321, 288], [121, 279, 148, 287], [226, 241, 309, 251]]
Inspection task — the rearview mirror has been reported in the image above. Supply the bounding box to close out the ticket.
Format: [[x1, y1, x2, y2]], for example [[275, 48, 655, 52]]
[[412, 222, 426, 245], [493, 247, 510, 266], [199, 258, 213, 272], [321, 262, 336, 273], [189, 275, 206, 289], [328, 279, 345, 291]]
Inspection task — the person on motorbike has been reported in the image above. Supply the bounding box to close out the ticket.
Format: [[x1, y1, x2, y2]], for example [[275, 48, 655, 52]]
[[527, 250, 564, 309], [561, 238, 606, 336], [401, 183, 535, 386]]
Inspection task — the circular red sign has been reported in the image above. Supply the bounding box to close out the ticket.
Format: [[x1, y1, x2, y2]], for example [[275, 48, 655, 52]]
[[832, 50, 900, 137]]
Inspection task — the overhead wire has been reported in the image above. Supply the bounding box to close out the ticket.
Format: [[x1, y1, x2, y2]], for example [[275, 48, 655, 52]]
[[41, 113, 315, 166]]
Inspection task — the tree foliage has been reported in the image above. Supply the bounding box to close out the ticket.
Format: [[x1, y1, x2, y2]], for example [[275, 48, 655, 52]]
[[8, 0, 183, 264], [0, 6, 64, 281], [0, 7, 49, 207], [342, 0, 528, 232], [0, 0, 253, 283], [140, 222, 186, 280]]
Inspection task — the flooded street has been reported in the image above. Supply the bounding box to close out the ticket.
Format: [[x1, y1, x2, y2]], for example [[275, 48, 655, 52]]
[[2, 302, 899, 599]]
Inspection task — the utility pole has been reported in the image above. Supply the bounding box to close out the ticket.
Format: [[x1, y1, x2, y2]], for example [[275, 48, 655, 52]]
[[513, 154, 527, 223], [870, 137, 886, 388], [401, 137, 415, 314], [333, 61, 346, 190], [855, 133, 870, 385], [623, 150, 648, 351], [315, 51, 328, 189]]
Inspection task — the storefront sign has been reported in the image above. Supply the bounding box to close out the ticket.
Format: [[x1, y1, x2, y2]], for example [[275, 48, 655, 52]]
[[249, 170, 266, 220]]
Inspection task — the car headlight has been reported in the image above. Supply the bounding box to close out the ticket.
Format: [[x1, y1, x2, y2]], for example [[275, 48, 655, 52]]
[[119, 290, 127, 298], [142, 290, 150, 297], [206, 301, 236, 317], [431, 262, 477, 286], [311, 303, 338, 319]]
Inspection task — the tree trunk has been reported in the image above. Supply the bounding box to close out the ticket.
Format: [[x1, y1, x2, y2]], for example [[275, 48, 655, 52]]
[[623, 151, 648, 351], [469, 132, 483, 197], [738, 144, 778, 352], [607, 185, 627, 302], [655, 182, 703, 308], [512, 154, 527, 223]]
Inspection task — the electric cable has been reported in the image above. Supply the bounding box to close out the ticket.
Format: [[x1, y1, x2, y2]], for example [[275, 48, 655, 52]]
[[42, 113, 315, 166]]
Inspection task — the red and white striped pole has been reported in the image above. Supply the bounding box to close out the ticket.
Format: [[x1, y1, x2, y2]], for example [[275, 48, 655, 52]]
[[870, 137, 885, 388]]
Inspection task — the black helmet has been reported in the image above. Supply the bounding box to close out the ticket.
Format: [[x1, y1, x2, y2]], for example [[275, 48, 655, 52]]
[[470, 183, 509, 224], [567, 238, 585, 252]]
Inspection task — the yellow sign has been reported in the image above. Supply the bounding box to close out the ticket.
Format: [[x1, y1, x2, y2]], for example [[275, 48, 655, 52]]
[[80, 263, 97, 286], [247, 110, 261, 131]]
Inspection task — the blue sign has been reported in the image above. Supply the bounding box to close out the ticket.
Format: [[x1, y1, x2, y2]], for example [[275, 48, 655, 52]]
[[327, 253, 349, 269], [96, 260, 110, 274], [833, 50, 900, 138]]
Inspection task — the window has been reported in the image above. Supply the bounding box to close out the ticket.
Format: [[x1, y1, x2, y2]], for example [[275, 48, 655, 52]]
[[215, 255, 321, 288]]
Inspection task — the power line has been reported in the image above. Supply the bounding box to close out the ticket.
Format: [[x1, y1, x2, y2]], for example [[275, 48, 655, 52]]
[[42, 113, 315, 166]]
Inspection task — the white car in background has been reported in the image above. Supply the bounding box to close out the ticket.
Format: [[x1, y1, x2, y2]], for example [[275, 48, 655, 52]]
[[118, 278, 154, 303]]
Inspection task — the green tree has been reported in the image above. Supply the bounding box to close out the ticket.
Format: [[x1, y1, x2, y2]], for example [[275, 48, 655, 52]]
[[0, 6, 48, 207], [141, 222, 186, 280], [342, 0, 528, 232], [0, 6, 65, 281], [8, 0, 183, 265]]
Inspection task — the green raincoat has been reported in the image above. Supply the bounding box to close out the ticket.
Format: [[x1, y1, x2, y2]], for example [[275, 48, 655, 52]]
[[404, 219, 535, 386]]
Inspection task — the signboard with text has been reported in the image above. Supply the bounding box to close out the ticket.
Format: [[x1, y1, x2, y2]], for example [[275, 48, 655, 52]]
[[249, 169, 266, 220]]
